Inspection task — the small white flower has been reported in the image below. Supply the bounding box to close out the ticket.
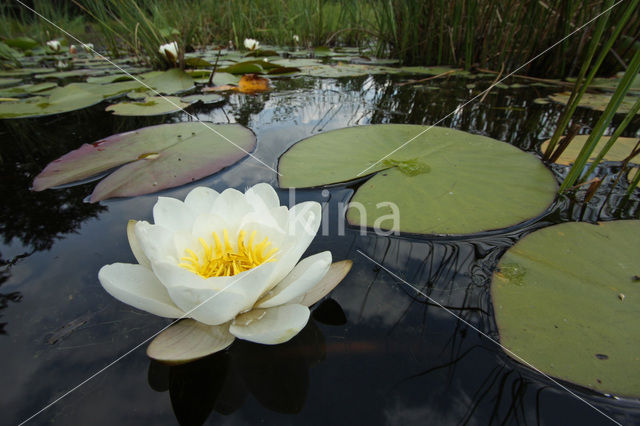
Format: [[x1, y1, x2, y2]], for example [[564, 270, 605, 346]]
[[81, 43, 94, 52], [158, 41, 179, 63], [99, 184, 331, 345], [293, 34, 300, 43], [46, 40, 61, 52], [244, 38, 259, 51]]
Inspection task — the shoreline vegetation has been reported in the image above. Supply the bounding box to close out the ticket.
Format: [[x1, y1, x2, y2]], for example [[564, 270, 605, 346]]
[[0, 0, 638, 78]]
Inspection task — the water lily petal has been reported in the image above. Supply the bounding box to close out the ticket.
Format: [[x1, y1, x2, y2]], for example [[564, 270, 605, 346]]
[[156, 272, 248, 325], [271, 201, 322, 283], [184, 186, 219, 215], [98, 263, 185, 318], [256, 251, 331, 308], [127, 220, 150, 268], [153, 196, 197, 232], [211, 187, 251, 217], [229, 304, 310, 344], [152, 260, 276, 324], [135, 221, 178, 263], [245, 183, 280, 212], [190, 213, 231, 248]]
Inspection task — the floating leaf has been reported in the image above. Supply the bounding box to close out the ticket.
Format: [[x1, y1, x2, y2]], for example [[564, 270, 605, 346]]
[[279, 125, 557, 235], [105, 96, 190, 116], [0, 84, 104, 119], [244, 49, 279, 58], [549, 92, 640, 114], [180, 93, 224, 105], [299, 63, 399, 78], [184, 57, 212, 68], [398, 66, 465, 76], [139, 69, 195, 95], [0, 77, 21, 88], [491, 220, 640, 397], [33, 122, 256, 201], [147, 319, 235, 365], [4, 37, 39, 51], [540, 135, 640, 165], [267, 66, 301, 75], [217, 62, 264, 74]]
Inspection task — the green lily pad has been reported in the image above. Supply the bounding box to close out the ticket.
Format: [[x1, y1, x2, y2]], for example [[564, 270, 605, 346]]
[[4, 37, 39, 51], [211, 72, 241, 86], [106, 96, 190, 116], [491, 220, 640, 397], [180, 93, 224, 105], [628, 167, 640, 189], [299, 63, 398, 78], [184, 57, 212, 68], [540, 135, 640, 165], [397, 66, 460, 75], [86, 74, 135, 84], [138, 69, 194, 95], [33, 122, 256, 202], [0, 77, 22, 88], [217, 62, 265, 74], [278, 124, 557, 235], [549, 92, 640, 114], [0, 84, 104, 119]]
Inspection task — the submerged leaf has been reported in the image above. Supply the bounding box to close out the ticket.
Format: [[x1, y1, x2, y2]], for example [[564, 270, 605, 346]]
[[32, 122, 256, 201]]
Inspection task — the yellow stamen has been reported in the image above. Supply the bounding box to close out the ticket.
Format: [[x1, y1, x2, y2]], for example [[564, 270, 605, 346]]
[[179, 229, 277, 278]]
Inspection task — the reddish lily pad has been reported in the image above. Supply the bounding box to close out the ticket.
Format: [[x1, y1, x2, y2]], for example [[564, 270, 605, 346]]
[[32, 122, 256, 202]]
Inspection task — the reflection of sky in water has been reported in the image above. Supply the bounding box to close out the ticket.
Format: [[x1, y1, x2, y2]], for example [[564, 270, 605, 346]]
[[0, 75, 639, 425]]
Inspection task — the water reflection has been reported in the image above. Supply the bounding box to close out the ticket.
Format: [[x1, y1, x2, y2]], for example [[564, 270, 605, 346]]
[[1, 74, 639, 424], [149, 319, 329, 425]]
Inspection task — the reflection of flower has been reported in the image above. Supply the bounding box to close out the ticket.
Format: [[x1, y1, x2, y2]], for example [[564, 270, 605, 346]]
[[99, 184, 330, 345], [158, 41, 178, 64], [46, 40, 61, 52], [148, 318, 327, 422], [243, 38, 259, 51]]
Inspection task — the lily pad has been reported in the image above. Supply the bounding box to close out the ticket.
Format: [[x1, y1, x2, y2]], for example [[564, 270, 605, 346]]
[[549, 92, 640, 114], [278, 125, 557, 235], [180, 93, 224, 105], [0, 84, 104, 119], [32, 122, 256, 201], [4, 37, 39, 51], [299, 63, 398, 78], [540, 135, 640, 165], [105, 96, 190, 116], [491, 220, 640, 397], [0, 77, 22, 88], [138, 69, 195, 95]]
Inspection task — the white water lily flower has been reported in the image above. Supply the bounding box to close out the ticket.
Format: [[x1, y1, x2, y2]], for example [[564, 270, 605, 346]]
[[99, 183, 331, 345], [159, 41, 178, 63], [244, 38, 259, 51], [46, 40, 61, 52], [293, 34, 300, 43], [81, 43, 94, 52]]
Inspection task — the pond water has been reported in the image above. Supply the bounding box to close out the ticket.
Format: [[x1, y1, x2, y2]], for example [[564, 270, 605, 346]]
[[1, 73, 639, 425]]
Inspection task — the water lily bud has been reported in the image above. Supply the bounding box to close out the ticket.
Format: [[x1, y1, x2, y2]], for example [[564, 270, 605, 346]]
[[293, 34, 300, 43], [46, 40, 61, 52], [158, 41, 179, 64], [69, 45, 77, 54], [244, 38, 259, 51], [81, 43, 94, 52]]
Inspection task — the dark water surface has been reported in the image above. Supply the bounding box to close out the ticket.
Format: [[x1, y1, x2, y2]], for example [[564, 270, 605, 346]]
[[1, 74, 639, 425]]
